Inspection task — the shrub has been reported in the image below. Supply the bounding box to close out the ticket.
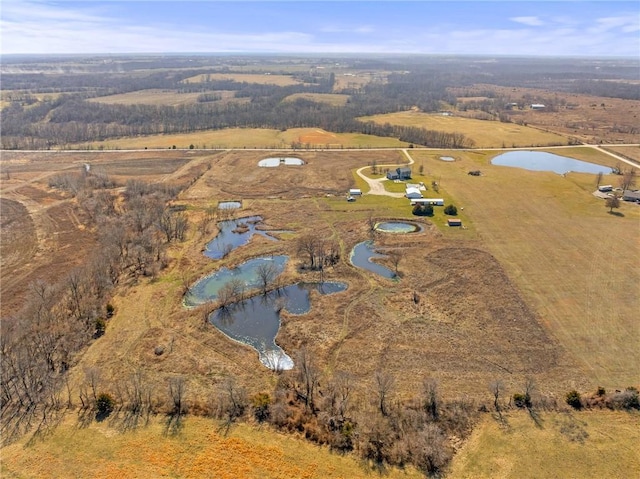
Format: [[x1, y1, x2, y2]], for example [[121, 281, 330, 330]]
[[566, 389, 582, 409], [513, 392, 531, 409], [596, 386, 606, 397], [94, 318, 106, 338], [412, 204, 433, 216], [105, 303, 115, 318], [96, 393, 115, 419], [251, 392, 271, 422], [444, 204, 458, 216], [609, 388, 640, 410]]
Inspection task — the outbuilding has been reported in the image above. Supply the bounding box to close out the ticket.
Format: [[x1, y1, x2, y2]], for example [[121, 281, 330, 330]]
[[447, 218, 462, 227], [349, 188, 362, 196], [411, 198, 444, 206], [405, 187, 423, 199], [598, 185, 613, 192], [622, 190, 640, 202]]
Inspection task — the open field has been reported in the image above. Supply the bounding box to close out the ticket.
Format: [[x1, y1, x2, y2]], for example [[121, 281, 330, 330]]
[[283, 92, 350, 106], [448, 84, 640, 144], [87, 89, 236, 106], [448, 410, 640, 478], [182, 72, 302, 86], [409, 148, 640, 388], [0, 415, 422, 479], [603, 145, 640, 164], [358, 111, 568, 148], [73, 128, 410, 150]]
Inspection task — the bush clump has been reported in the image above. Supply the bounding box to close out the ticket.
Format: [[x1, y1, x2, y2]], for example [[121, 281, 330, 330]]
[[566, 389, 583, 409], [96, 393, 115, 419], [412, 204, 433, 216], [444, 204, 458, 215]]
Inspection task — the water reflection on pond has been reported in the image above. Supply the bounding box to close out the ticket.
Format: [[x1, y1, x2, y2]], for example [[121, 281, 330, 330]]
[[183, 255, 288, 307], [350, 241, 396, 279], [205, 216, 278, 259], [491, 151, 612, 174], [210, 282, 347, 370], [375, 221, 421, 234]]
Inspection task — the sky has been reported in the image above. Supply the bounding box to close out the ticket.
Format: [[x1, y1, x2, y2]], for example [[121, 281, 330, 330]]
[[1, 1, 639, 57]]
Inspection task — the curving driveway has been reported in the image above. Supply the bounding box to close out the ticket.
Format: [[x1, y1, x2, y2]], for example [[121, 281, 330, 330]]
[[356, 149, 416, 197]]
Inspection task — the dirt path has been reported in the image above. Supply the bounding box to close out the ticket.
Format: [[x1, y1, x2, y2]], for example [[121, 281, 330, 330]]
[[355, 148, 415, 197]]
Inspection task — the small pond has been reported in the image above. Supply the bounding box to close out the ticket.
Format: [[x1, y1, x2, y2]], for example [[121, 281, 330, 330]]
[[440, 156, 455, 162], [350, 241, 396, 279], [258, 157, 305, 167], [205, 216, 279, 259], [491, 151, 613, 174], [375, 221, 421, 234], [184, 255, 288, 307], [218, 201, 242, 210], [210, 282, 347, 370]]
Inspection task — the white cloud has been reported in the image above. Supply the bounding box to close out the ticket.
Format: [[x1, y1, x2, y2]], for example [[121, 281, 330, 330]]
[[511, 16, 545, 27]]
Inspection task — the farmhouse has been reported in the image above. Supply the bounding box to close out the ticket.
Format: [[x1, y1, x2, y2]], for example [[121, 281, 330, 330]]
[[405, 186, 423, 199], [622, 190, 640, 202], [387, 167, 412, 180], [411, 198, 444, 206]]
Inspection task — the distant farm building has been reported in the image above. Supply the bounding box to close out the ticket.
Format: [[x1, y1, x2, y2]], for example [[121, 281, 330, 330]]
[[447, 218, 462, 227], [530, 104, 546, 110], [405, 186, 423, 199], [387, 167, 412, 180], [411, 198, 444, 206], [622, 190, 640, 202], [598, 185, 613, 192], [349, 188, 362, 196]]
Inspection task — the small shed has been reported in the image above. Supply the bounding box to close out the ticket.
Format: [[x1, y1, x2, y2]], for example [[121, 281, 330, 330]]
[[447, 218, 462, 227], [598, 185, 613, 192], [530, 103, 546, 110], [349, 188, 362, 196]]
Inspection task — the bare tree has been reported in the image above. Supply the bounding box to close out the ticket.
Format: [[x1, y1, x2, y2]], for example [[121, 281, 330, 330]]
[[423, 378, 440, 421], [605, 194, 621, 213], [295, 347, 321, 411], [388, 250, 402, 277], [595, 171, 603, 188], [168, 376, 187, 417], [297, 234, 319, 270], [256, 262, 278, 295], [374, 370, 395, 417], [619, 168, 637, 191]]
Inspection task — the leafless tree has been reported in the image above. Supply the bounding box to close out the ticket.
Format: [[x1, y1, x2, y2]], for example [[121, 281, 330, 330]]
[[605, 194, 621, 213], [295, 347, 321, 411], [595, 171, 603, 188], [256, 262, 278, 294], [422, 378, 440, 421], [388, 250, 402, 277], [297, 234, 319, 269], [619, 168, 637, 191], [374, 370, 395, 417]]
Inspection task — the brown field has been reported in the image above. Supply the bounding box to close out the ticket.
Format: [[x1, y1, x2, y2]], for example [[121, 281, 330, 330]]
[[182, 73, 302, 86], [73, 127, 410, 150], [449, 84, 640, 144], [283, 92, 350, 106], [87, 89, 237, 106], [603, 145, 640, 164], [332, 71, 385, 92], [0, 415, 422, 479], [448, 410, 640, 478], [358, 111, 568, 148]]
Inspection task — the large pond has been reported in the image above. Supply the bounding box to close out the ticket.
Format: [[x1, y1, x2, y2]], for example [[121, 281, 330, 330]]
[[491, 151, 613, 174], [205, 216, 279, 259], [183, 255, 288, 307], [258, 157, 305, 167], [350, 241, 396, 279], [375, 221, 421, 234], [210, 282, 347, 370]]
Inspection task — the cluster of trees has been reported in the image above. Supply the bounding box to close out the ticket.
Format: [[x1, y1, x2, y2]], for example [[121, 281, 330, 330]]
[[296, 234, 340, 275], [0, 169, 203, 445]]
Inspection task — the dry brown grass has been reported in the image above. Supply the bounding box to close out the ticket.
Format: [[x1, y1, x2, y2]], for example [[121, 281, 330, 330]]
[[358, 111, 568, 148], [87, 89, 205, 106], [182, 73, 302, 86], [448, 410, 640, 479]]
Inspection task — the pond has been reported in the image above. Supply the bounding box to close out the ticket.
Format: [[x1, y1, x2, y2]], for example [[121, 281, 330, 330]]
[[375, 221, 421, 234], [210, 282, 347, 370], [205, 216, 279, 259], [440, 156, 455, 162], [258, 157, 305, 167], [183, 255, 289, 307], [218, 201, 242, 210], [491, 151, 613, 174], [350, 241, 396, 279]]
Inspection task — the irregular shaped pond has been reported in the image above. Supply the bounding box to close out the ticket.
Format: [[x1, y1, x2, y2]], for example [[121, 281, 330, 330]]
[[205, 216, 279, 259], [491, 151, 612, 174], [258, 157, 305, 167], [375, 221, 421, 234], [210, 282, 347, 370], [350, 241, 396, 279], [184, 255, 288, 307]]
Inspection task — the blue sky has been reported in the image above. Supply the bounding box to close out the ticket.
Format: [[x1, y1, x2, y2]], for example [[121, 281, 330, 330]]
[[1, 1, 638, 57]]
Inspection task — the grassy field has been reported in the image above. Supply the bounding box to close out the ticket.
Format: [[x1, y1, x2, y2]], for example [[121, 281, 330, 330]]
[[87, 89, 238, 106], [604, 145, 640, 164], [283, 92, 350, 106], [74, 128, 410, 150], [448, 410, 640, 478], [182, 73, 302, 86], [409, 148, 640, 388], [358, 111, 569, 148], [0, 415, 422, 479]]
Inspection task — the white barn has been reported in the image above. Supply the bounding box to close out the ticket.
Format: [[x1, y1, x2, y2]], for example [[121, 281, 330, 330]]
[[405, 186, 423, 199]]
